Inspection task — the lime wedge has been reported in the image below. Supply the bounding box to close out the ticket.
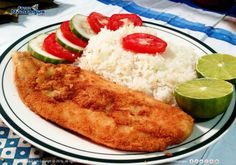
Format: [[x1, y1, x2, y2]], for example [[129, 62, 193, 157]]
[[174, 78, 233, 119], [196, 54, 236, 84]]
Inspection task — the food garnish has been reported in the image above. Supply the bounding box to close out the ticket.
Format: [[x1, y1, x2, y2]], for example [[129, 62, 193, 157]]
[[56, 28, 84, 53], [107, 13, 142, 31], [87, 12, 109, 33], [70, 14, 96, 41], [122, 33, 167, 54], [26, 12, 145, 64], [43, 33, 80, 62], [174, 78, 233, 119], [196, 54, 236, 84], [28, 34, 67, 64], [60, 21, 88, 48]]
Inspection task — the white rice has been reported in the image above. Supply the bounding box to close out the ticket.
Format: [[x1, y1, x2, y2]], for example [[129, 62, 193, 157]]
[[77, 25, 198, 105]]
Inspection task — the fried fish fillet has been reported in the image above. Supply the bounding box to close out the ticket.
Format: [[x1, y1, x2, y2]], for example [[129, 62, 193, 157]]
[[13, 52, 194, 152]]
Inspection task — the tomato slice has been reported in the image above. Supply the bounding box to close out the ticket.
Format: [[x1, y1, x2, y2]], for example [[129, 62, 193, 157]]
[[60, 21, 87, 48], [122, 33, 167, 54], [43, 33, 80, 62], [107, 14, 142, 31], [87, 12, 109, 33]]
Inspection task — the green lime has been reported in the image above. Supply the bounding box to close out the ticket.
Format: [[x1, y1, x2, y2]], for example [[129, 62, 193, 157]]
[[196, 54, 236, 84], [174, 78, 233, 119]]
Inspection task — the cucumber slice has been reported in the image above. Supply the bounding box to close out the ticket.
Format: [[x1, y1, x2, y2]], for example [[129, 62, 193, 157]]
[[56, 29, 83, 53], [28, 34, 68, 64], [70, 14, 95, 41]]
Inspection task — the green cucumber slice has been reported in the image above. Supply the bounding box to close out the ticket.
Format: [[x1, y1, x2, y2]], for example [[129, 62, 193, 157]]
[[28, 34, 68, 64], [56, 29, 83, 53], [70, 14, 95, 41]]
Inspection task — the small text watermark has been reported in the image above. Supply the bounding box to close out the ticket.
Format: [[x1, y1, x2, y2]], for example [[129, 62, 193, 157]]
[[11, 4, 45, 16]]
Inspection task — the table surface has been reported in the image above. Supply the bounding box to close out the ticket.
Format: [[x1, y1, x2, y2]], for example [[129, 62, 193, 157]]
[[0, 0, 236, 164]]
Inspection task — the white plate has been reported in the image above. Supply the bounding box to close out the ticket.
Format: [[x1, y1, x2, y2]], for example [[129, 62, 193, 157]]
[[0, 22, 235, 165]]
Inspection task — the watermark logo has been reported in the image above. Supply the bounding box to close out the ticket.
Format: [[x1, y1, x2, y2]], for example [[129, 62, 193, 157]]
[[11, 4, 45, 16]]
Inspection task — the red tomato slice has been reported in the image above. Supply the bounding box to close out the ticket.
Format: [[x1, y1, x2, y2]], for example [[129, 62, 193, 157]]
[[87, 12, 109, 33], [60, 21, 87, 48], [107, 14, 142, 31], [43, 33, 80, 62], [122, 33, 167, 54]]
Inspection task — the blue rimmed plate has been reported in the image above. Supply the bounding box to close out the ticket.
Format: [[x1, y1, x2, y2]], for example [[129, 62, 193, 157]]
[[0, 21, 235, 164]]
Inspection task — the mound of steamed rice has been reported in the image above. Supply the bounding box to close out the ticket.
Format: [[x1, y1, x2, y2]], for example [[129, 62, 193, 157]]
[[77, 25, 198, 105]]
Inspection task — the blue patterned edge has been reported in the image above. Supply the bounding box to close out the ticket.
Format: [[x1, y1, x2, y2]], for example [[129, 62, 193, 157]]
[[169, 0, 236, 17], [98, 0, 236, 45]]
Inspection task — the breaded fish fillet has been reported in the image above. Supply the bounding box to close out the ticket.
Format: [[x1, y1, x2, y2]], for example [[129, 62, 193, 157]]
[[13, 52, 194, 152]]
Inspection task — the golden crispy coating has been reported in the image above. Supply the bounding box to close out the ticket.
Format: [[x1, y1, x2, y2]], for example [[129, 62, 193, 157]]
[[13, 52, 194, 152]]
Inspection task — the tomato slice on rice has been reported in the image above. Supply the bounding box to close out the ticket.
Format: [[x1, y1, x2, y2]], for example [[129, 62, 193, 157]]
[[122, 33, 167, 54], [107, 14, 142, 31], [87, 12, 109, 33]]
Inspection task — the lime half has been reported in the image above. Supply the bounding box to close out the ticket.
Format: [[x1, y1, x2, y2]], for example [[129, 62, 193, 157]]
[[196, 54, 236, 84], [174, 78, 233, 119]]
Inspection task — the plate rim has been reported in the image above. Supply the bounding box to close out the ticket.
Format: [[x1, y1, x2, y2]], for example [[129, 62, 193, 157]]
[[1, 21, 236, 164]]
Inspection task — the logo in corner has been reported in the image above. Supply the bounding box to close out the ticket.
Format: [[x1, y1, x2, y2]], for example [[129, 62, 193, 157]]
[[11, 4, 45, 16]]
